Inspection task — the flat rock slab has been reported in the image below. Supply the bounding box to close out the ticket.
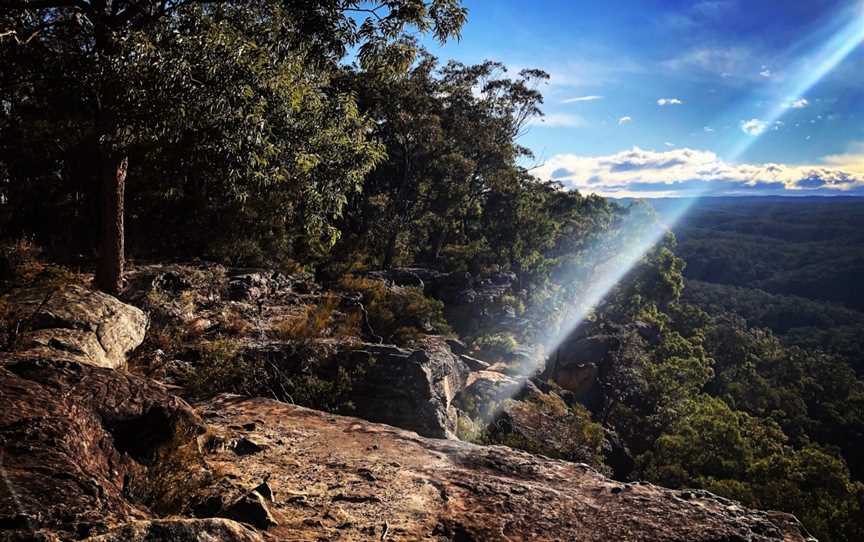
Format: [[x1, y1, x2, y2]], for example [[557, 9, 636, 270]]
[[197, 395, 813, 542], [3, 285, 148, 369]]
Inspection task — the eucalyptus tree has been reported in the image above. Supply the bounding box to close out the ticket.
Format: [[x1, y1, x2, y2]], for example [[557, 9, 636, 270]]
[[0, 0, 466, 293]]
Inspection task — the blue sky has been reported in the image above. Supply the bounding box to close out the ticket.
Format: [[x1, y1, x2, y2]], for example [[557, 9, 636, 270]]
[[420, 0, 864, 196]]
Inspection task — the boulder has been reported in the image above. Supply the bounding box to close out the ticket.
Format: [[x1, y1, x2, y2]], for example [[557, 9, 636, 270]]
[[238, 335, 470, 439], [193, 394, 814, 542], [330, 336, 470, 439], [456, 369, 524, 422], [484, 383, 606, 467], [0, 356, 206, 541], [544, 333, 620, 409], [2, 285, 147, 369], [220, 490, 278, 529]]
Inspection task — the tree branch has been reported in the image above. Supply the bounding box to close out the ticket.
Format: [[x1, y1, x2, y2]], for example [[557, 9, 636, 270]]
[[0, 0, 89, 10]]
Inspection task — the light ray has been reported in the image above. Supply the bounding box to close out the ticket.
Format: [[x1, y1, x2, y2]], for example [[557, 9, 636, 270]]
[[483, 2, 864, 421], [729, 4, 864, 160]]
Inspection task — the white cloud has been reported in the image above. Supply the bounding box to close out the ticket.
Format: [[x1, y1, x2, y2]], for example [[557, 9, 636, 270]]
[[665, 142, 675, 147], [562, 95, 604, 103], [822, 142, 864, 175], [662, 46, 750, 78], [703, 126, 715, 133], [528, 113, 587, 128], [740, 118, 768, 136], [789, 97, 809, 108], [533, 146, 864, 197], [760, 66, 772, 78], [657, 98, 684, 106], [618, 116, 632, 125]]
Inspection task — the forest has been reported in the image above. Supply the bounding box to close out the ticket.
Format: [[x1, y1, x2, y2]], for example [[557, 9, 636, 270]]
[[1, 2, 862, 542]]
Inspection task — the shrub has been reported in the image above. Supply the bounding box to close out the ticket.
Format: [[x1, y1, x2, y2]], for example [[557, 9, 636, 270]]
[[470, 332, 519, 360], [176, 338, 372, 414], [269, 295, 362, 341], [0, 239, 44, 284], [337, 275, 450, 345], [0, 239, 80, 289], [271, 296, 339, 340]]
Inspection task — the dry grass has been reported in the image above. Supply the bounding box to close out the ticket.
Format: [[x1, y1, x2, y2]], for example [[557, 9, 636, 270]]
[[216, 307, 252, 337], [271, 295, 340, 340], [0, 239, 83, 289]]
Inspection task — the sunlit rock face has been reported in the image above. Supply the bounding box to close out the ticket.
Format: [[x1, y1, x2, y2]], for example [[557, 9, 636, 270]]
[[1, 285, 148, 369], [190, 394, 813, 542]]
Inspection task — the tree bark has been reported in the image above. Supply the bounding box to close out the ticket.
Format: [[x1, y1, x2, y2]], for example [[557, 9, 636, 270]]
[[382, 226, 399, 270], [94, 154, 126, 295]]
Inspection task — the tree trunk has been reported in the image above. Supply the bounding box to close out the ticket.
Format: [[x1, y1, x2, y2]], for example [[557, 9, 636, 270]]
[[94, 154, 127, 295], [382, 226, 399, 270]]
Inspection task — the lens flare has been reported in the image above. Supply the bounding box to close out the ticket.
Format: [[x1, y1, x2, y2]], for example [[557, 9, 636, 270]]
[[488, 4, 864, 416], [729, 6, 864, 160]]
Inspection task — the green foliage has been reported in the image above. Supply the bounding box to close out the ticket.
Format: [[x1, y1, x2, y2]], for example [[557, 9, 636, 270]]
[[638, 395, 864, 542], [177, 337, 369, 414], [470, 332, 519, 360], [337, 275, 450, 345], [0, 0, 465, 265], [486, 393, 607, 468]]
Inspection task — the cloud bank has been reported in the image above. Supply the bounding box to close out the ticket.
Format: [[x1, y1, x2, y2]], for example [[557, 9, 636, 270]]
[[657, 98, 684, 106], [534, 146, 864, 197]]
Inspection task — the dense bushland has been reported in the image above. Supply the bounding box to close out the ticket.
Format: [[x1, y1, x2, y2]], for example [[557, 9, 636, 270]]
[[2, 3, 863, 540]]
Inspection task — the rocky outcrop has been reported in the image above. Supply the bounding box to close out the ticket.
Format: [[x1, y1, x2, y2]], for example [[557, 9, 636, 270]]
[[243, 335, 470, 439], [0, 356, 208, 541], [456, 369, 524, 421], [544, 323, 655, 412], [2, 285, 147, 369], [191, 394, 813, 542], [360, 267, 525, 335], [0, 351, 814, 542], [335, 336, 470, 439]]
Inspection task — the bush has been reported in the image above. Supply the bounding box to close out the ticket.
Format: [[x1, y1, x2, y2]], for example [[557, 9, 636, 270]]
[[0, 239, 79, 289], [270, 295, 362, 341], [337, 275, 450, 345], [175, 337, 377, 415], [470, 332, 519, 360]]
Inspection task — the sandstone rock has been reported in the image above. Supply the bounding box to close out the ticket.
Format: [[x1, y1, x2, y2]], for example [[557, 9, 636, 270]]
[[2, 285, 147, 369], [460, 353, 490, 371], [195, 394, 813, 542], [80, 518, 263, 542], [456, 369, 524, 422], [544, 333, 619, 409], [484, 383, 606, 467], [220, 490, 278, 529], [0, 357, 205, 541], [332, 336, 470, 439], [238, 336, 469, 439]]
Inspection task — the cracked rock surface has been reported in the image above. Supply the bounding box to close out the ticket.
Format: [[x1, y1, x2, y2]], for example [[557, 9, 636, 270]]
[[2, 285, 147, 369], [194, 394, 813, 542]]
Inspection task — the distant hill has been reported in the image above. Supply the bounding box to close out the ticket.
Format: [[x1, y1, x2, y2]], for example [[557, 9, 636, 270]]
[[626, 196, 864, 312]]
